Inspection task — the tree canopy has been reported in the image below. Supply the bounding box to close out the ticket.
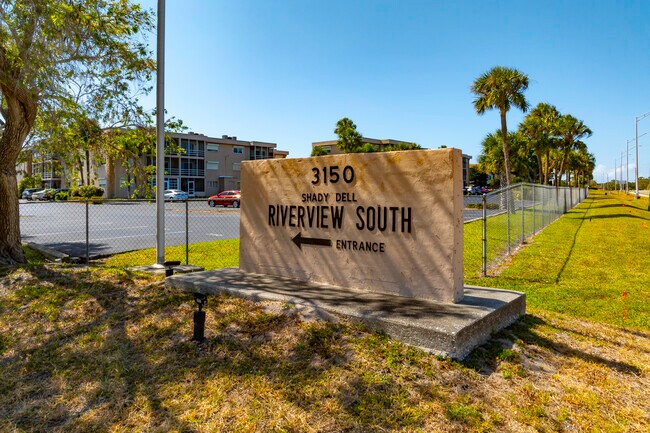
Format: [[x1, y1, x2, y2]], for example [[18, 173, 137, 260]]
[[0, 0, 155, 264], [471, 66, 529, 190], [334, 117, 363, 153]]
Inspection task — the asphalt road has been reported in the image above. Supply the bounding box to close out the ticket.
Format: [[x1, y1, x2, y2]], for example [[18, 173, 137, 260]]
[[19, 200, 240, 259], [19, 197, 538, 259]]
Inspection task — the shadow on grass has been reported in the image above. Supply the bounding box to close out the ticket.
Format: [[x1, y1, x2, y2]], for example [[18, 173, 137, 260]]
[[588, 213, 650, 220], [0, 265, 431, 432], [0, 265, 200, 432], [464, 314, 642, 376], [555, 197, 594, 283]]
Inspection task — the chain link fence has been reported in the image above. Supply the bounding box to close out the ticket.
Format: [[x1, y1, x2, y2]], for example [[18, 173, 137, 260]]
[[20, 183, 588, 276], [463, 183, 589, 277], [19, 198, 240, 267]]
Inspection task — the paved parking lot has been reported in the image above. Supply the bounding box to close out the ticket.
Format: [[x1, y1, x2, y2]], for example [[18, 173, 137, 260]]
[[19, 200, 240, 258]]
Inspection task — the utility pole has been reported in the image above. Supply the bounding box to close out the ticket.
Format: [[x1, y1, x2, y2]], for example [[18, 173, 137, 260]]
[[620, 152, 624, 192], [636, 111, 650, 199], [626, 141, 629, 195], [155, 0, 166, 266]]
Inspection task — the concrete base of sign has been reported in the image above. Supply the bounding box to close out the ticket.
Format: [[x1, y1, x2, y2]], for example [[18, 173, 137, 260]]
[[166, 268, 525, 359]]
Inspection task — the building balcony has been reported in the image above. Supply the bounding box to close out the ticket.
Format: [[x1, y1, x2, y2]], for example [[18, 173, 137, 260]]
[[165, 168, 205, 177], [39, 171, 63, 180], [179, 148, 205, 158]]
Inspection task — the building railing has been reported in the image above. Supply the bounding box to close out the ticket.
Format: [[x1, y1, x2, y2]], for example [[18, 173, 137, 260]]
[[165, 168, 205, 177], [37, 171, 62, 180], [179, 149, 205, 158]]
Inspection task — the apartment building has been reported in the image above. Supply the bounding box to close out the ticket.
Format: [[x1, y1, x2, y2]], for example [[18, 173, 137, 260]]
[[104, 132, 285, 198], [312, 138, 472, 187], [21, 132, 286, 198]]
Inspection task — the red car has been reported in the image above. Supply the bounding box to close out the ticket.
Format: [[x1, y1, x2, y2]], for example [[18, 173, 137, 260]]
[[207, 190, 241, 208]]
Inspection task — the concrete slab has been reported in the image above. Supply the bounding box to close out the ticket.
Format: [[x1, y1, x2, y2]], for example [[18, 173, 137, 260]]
[[166, 268, 525, 359]]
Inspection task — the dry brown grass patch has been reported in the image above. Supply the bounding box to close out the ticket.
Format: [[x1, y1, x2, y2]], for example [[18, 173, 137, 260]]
[[1, 263, 650, 432]]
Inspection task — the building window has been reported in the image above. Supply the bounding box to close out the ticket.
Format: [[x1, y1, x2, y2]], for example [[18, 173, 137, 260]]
[[233, 146, 243, 154], [233, 162, 241, 171], [208, 180, 219, 188], [207, 161, 219, 170], [207, 143, 219, 152], [98, 178, 107, 188]]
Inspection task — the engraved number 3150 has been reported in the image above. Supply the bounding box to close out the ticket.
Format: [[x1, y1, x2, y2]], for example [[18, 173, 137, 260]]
[[311, 165, 354, 185]]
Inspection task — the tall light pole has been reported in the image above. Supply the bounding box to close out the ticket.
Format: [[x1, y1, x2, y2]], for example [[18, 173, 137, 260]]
[[636, 111, 650, 199], [620, 152, 624, 192], [626, 140, 630, 195], [626, 132, 647, 197], [156, 0, 166, 266]]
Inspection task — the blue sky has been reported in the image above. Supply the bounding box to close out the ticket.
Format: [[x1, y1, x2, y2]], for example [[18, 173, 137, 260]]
[[136, 0, 650, 184]]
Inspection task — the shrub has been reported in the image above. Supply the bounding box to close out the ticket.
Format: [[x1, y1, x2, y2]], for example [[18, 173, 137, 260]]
[[74, 185, 104, 199], [17, 175, 43, 197], [55, 191, 69, 201]]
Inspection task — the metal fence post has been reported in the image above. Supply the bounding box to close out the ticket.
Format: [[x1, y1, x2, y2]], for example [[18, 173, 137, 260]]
[[520, 184, 525, 243], [532, 185, 536, 234], [542, 187, 545, 229], [85, 199, 90, 264], [482, 193, 487, 277], [507, 187, 511, 255], [185, 199, 189, 265]]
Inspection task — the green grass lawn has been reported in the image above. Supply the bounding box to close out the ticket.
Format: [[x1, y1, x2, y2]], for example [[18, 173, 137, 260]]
[[104, 238, 240, 270], [466, 190, 650, 330]]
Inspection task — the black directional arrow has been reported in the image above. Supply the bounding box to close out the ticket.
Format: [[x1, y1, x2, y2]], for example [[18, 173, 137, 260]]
[[292, 232, 332, 250]]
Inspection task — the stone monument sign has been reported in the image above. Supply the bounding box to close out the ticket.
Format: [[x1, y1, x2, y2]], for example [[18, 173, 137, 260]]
[[240, 148, 464, 303]]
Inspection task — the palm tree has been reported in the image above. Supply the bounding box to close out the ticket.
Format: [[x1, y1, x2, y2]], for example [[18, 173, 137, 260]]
[[519, 103, 561, 185], [478, 131, 506, 187], [479, 130, 535, 187], [471, 66, 530, 189], [567, 146, 595, 187], [334, 118, 363, 153], [555, 115, 592, 187]]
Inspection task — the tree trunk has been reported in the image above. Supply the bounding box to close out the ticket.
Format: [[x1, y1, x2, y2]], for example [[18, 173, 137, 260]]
[[25, 151, 33, 176], [500, 111, 511, 188], [534, 149, 543, 184], [85, 149, 91, 186], [76, 156, 85, 186], [0, 170, 25, 264], [500, 110, 516, 213], [106, 154, 115, 198], [544, 149, 551, 185], [0, 86, 37, 265], [557, 144, 570, 187]]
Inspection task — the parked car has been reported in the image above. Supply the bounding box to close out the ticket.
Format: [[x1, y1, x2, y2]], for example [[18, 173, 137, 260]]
[[33, 188, 68, 201], [30, 189, 52, 201], [207, 190, 241, 208], [21, 188, 42, 200], [164, 189, 189, 201]]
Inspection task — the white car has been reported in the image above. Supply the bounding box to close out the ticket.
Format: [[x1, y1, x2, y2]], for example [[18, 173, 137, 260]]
[[164, 189, 189, 201]]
